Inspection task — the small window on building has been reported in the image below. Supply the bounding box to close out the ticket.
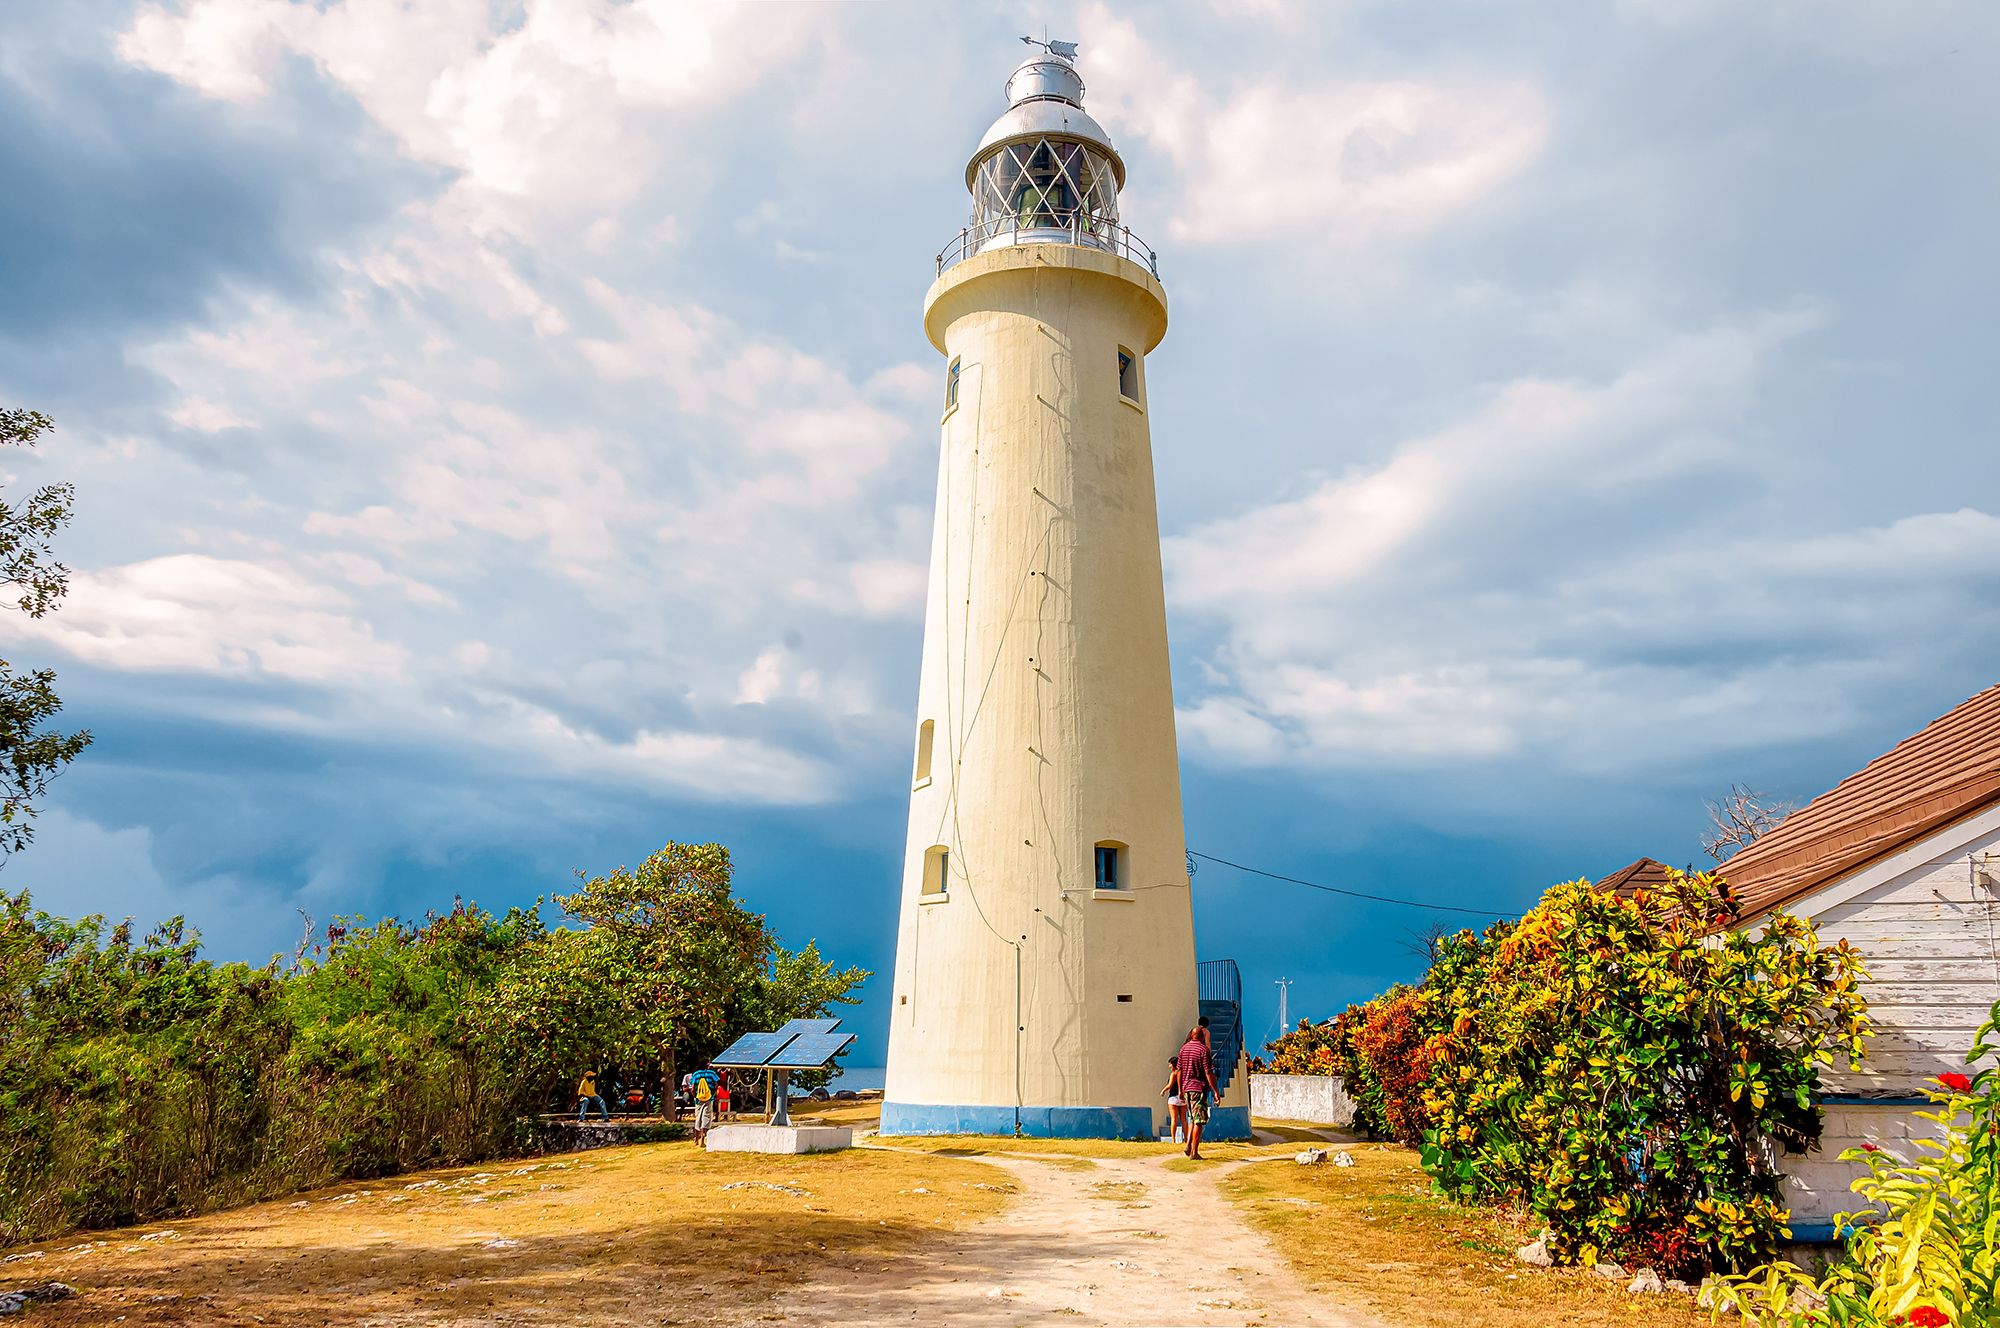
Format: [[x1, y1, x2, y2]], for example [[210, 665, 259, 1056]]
[[1095, 842, 1123, 890], [922, 845, 950, 896], [913, 719, 935, 787], [1117, 348, 1140, 402], [945, 357, 962, 411]]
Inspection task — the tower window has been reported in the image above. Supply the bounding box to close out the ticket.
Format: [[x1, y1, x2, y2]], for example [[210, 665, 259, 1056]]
[[922, 845, 950, 896], [1094, 842, 1123, 890], [913, 719, 935, 788], [1117, 348, 1140, 403], [945, 357, 962, 411]]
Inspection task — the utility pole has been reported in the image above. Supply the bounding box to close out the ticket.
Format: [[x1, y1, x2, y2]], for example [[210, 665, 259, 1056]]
[[1274, 977, 1292, 1040]]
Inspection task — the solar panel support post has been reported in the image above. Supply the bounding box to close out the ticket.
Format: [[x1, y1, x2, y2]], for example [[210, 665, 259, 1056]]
[[771, 1070, 791, 1128]]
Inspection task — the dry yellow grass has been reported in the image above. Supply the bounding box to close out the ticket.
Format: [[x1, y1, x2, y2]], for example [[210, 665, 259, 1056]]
[[1222, 1143, 1706, 1328], [0, 1140, 1009, 1327], [781, 1097, 884, 1129]]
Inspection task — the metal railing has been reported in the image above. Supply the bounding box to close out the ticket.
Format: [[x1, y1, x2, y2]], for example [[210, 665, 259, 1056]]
[[935, 212, 1161, 280]]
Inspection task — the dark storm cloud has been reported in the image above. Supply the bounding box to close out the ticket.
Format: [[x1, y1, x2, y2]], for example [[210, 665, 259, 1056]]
[[0, 41, 425, 362]]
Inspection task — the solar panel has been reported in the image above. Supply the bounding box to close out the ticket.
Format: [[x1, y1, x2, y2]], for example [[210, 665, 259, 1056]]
[[775, 1018, 842, 1038], [712, 1031, 797, 1068], [763, 1031, 856, 1070]]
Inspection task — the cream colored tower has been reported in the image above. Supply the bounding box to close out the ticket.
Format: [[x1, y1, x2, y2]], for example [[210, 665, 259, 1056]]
[[881, 44, 1243, 1139]]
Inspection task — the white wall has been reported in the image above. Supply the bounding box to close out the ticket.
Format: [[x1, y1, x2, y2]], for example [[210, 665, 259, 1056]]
[[1757, 807, 2000, 1226], [1250, 1073, 1354, 1126]]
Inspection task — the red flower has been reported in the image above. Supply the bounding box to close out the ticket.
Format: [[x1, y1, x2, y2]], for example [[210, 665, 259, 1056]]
[[1908, 1307, 1949, 1327], [1861, 1142, 1880, 1152], [1938, 1072, 1973, 1093]]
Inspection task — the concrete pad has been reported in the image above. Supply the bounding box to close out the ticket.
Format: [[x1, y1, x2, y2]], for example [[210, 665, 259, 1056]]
[[703, 1124, 852, 1155]]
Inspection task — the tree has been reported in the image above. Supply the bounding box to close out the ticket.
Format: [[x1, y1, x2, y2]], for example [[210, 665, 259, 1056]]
[[735, 939, 870, 1089], [1702, 783, 1798, 862], [0, 408, 89, 855], [555, 842, 770, 1097]]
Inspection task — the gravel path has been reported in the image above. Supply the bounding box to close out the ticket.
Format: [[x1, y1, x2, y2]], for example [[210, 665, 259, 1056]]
[[766, 1147, 1392, 1327]]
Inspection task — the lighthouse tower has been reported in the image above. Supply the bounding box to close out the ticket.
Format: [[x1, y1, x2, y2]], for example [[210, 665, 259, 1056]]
[[881, 42, 1247, 1140]]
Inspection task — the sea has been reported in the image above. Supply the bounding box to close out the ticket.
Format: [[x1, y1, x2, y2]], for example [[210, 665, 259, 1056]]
[[824, 1065, 886, 1093]]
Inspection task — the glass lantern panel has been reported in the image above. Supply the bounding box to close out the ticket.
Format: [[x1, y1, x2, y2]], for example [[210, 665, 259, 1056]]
[[971, 138, 1119, 237]]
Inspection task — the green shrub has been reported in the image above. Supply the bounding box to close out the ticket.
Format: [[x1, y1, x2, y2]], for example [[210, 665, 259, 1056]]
[[1709, 1002, 2000, 1327], [0, 842, 866, 1244]]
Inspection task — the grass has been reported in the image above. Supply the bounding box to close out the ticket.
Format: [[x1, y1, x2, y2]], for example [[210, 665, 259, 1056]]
[[1221, 1144, 1705, 1328], [0, 1140, 1010, 1326], [1087, 1180, 1149, 1207], [783, 1097, 885, 1129]]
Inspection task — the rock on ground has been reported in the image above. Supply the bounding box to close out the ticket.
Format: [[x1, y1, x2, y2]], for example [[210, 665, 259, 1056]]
[[0, 1282, 76, 1316], [1628, 1268, 1664, 1294]]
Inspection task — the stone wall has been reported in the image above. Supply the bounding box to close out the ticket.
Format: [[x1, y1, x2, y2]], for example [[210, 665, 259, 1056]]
[[1249, 1073, 1354, 1126]]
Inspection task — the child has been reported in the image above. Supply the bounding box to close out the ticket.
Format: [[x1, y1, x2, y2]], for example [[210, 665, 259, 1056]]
[[716, 1077, 732, 1120], [1161, 1058, 1185, 1143]]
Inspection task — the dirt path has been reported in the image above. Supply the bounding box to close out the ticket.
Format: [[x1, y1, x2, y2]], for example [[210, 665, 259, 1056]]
[[766, 1147, 1391, 1327]]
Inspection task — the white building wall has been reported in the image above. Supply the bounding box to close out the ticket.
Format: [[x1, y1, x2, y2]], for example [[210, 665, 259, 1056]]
[[1758, 806, 2000, 1228]]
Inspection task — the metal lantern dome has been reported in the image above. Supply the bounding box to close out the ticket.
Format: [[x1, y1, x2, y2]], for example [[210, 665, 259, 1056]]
[[936, 42, 1154, 276]]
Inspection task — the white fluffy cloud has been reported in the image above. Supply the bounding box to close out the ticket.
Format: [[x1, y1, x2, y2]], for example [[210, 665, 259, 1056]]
[[120, 0, 824, 230], [9, 554, 408, 683], [1081, 4, 1548, 244]]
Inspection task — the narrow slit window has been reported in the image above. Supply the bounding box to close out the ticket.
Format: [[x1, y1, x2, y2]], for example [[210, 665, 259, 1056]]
[[1094, 843, 1121, 890], [1117, 348, 1140, 402], [922, 845, 950, 896], [913, 719, 935, 787], [945, 357, 962, 411]]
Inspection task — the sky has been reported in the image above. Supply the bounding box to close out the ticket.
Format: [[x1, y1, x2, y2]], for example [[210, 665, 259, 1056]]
[[2, 0, 1996, 1061]]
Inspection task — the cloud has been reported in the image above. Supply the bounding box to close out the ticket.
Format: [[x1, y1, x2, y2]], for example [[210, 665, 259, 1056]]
[[1165, 308, 2000, 775], [13, 808, 303, 963], [6, 554, 408, 684], [119, 0, 826, 232], [1081, 4, 1548, 245], [0, 33, 398, 352]]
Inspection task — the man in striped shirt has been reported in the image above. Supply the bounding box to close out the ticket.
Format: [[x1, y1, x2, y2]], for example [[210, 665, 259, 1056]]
[[1175, 1027, 1215, 1159]]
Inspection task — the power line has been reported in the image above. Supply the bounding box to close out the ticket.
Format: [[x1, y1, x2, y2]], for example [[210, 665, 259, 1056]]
[[1187, 849, 1505, 918]]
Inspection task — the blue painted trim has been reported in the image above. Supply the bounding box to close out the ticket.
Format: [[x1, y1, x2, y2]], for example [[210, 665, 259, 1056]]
[[1816, 1094, 1931, 1106], [1788, 1222, 1840, 1244], [1205, 1105, 1252, 1142], [880, 1101, 1157, 1140]]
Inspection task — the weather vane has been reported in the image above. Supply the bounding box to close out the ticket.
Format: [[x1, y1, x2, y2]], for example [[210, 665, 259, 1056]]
[[1020, 33, 1079, 60]]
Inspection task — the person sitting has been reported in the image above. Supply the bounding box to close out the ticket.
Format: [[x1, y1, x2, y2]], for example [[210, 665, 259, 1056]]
[[575, 1068, 610, 1123]]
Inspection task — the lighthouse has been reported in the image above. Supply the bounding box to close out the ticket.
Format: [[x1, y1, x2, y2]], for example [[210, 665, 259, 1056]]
[[880, 41, 1248, 1140]]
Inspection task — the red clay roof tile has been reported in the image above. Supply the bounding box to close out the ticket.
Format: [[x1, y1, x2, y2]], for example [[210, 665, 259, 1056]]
[[1720, 682, 2000, 920]]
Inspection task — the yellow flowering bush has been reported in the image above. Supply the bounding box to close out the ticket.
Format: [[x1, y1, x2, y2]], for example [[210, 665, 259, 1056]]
[[1417, 869, 1870, 1275]]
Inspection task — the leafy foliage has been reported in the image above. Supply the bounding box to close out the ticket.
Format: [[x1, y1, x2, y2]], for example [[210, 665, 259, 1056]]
[[1278, 868, 1871, 1276], [0, 842, 868, 1244], [1422, 871, 1870, 1274], [1710, 1006, 2000, 1328], [1263, 998, 1413, 1142], [0, 407, 89, 854]]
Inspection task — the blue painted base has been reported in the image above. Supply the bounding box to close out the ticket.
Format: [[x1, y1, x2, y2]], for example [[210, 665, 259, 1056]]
[[1206, 1105, 1252, 1142], [881, 1101, 1156, 1140]]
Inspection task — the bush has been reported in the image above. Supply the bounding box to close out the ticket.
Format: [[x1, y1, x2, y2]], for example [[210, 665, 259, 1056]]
[[1420, 870, 1870, 1273], [0, 842, 868, 1244], [1709, 1002, 2000, 1327], [1263, 1003, 1402, 1140]]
